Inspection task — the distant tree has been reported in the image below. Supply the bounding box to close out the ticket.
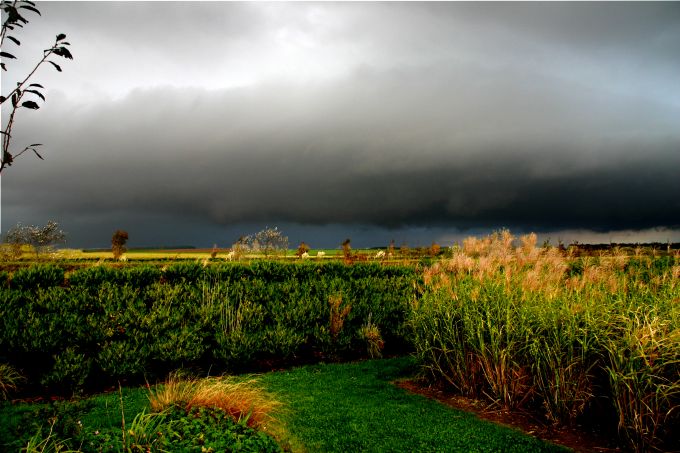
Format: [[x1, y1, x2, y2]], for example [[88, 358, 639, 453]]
[[235, 227, 288, 258], [254, 227, 288, 257], [1, 0, 74, 173], [429, 242, 441, 257], [296, 241, 310, 257], [3, 220, 66, 258], [111, 230, 129, 259], [341, 238, 353, 263], [232, 236, 249, 259]]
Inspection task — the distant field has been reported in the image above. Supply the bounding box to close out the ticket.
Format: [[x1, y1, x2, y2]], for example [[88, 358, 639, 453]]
[[34, 247, 347, 261]]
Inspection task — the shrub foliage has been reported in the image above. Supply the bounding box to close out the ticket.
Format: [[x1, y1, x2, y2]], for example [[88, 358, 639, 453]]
[[0, 261, 417, 394]]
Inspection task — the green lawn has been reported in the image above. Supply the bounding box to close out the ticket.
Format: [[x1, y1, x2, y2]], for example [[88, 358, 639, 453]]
[[1, 357, 568, 452], [261, 357, 567, 452]]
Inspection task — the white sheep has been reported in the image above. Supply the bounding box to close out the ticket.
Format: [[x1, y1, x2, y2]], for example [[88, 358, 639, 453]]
[[119, 254, 128, 262], [301, 252, 310, 259], [225, 251, 236, 261], [375, 250, 386, 259], [316, 251, 326, 258]]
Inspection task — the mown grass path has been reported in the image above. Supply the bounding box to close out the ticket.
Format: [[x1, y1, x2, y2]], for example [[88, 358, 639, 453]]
[[261, 357, 568, 452], [1, 357, 569, 452]]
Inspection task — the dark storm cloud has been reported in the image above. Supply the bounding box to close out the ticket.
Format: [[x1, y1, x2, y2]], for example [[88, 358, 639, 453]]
[[2, 2, 679, 246], [5, 63, 679, 234]]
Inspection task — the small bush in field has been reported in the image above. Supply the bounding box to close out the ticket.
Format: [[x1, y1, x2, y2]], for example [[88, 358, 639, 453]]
[[111, 229, 129, 260], [296, 241, 310, 257]]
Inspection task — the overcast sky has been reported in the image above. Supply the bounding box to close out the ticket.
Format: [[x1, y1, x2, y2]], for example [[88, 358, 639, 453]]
[[1, 1, 679, 248]]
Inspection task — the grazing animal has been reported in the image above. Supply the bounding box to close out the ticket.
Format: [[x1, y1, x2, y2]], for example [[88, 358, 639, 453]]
[[301, 252, 310, 259], [375, 250, 386, 259], [317, 251, 326, 258], [225, 251, 236, 261], [119, 254, 128, 262]]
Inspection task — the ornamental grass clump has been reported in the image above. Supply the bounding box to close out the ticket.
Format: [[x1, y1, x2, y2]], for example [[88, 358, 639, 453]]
[[411, 230, 680, 452], [149, 372, 284, 430], [0, 363, 24, 400], [359, 315, 384, 359]]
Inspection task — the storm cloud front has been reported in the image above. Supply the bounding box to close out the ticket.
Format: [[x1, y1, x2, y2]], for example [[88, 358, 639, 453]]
[[2, 2, 679, 248]]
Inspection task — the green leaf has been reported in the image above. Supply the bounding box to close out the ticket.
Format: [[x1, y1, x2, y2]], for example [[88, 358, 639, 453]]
[[21, 100, 40, 109], [0, 51, 16, 59], [6, 36, 20, 46], [48, 61, 62, 72]]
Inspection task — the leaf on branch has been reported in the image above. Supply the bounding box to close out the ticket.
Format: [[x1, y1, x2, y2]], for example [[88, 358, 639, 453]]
[[0, 96, 4, 103], [32, 148, 44, 160], [56, 33, 66, 41], [0, 63, 5, 71], [6, 36, 20, 46], [24, 89, 45, 101], [29, 143, 43, 146], [28, 83, 44, 88], [19, 4, 40, 15], [0, 51, 17, 59], [48, 61, 62, 72], [23, 0, 38, 6], [21, 100, 40, 109], [11, 93, 17, 107], [53, 46, 73, 60]]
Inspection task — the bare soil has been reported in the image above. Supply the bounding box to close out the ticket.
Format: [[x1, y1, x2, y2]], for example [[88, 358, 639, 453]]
[[395, 379, 623, 453]]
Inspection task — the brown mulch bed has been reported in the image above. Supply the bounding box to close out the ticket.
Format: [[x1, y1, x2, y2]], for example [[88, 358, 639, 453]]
[[395, 379, 622, 453]]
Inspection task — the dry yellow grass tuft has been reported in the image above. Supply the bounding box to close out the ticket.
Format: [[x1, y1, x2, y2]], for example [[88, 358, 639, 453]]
[[148, 372, 284, 430]]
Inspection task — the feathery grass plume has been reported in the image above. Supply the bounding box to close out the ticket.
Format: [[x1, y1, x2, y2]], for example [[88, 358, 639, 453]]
[[412, 230, 680, 448], [149, 372, 284, 430], [443, 251, 476, 276]]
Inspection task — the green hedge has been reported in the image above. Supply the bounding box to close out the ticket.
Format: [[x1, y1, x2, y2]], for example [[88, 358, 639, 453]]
[[0, 262, 418, 394]]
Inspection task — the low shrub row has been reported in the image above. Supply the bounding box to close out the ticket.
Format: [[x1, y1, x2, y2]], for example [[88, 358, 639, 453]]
[[0, 262, 418, 394]]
